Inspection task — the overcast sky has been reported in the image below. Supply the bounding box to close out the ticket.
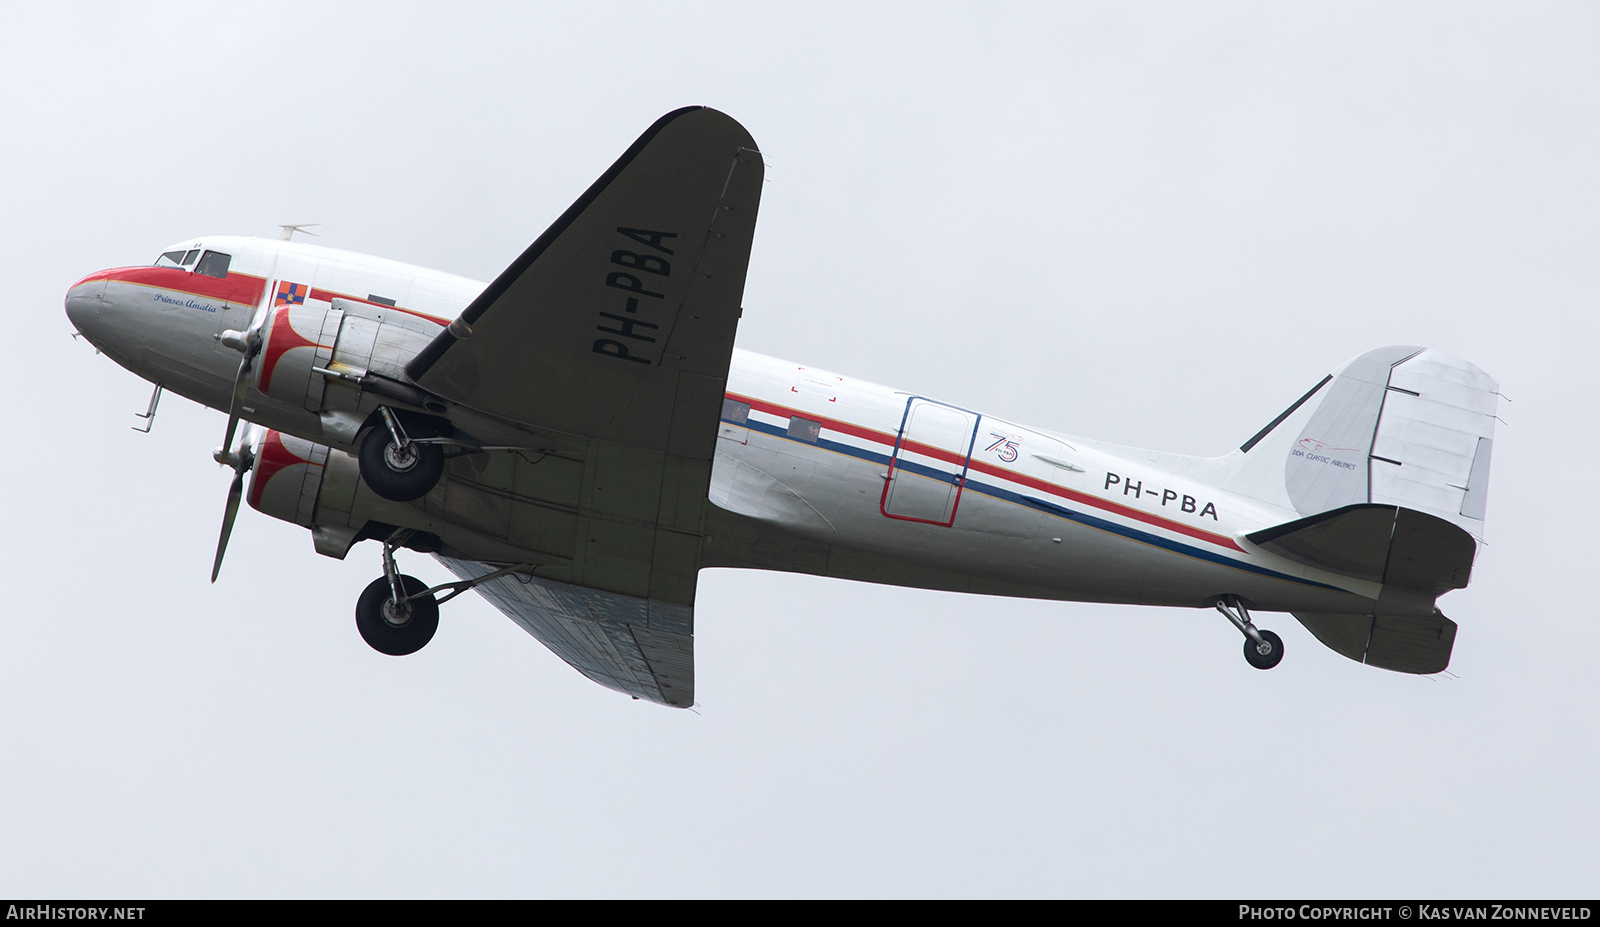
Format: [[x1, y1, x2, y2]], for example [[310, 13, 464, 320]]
[[3, 2, 1597, 898]]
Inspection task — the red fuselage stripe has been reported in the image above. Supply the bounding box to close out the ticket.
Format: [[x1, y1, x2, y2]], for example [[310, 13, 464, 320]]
[[726, 391, 1243, 551], [306, 288, 448, 325]]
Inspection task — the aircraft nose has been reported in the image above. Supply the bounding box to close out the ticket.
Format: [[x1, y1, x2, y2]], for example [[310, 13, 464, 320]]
[[64, 272, 109, 342]]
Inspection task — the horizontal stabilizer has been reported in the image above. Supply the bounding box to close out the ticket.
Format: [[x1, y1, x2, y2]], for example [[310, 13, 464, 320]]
[[1247, 503, 1476, 597], [1293, 610, 1458, 674]]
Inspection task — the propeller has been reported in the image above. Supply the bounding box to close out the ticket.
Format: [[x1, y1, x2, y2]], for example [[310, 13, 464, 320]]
[[211, 424, 259, 583], [215, 325, 262, 468], [210, 314, 269, 582]]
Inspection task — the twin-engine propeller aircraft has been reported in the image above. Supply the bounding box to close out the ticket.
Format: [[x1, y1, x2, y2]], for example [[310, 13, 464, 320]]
[[64, 107, 1498, 707]]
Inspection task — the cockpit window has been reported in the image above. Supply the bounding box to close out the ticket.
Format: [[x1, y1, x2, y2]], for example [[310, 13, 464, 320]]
[[155, 249, 202, 269], [194, 251, 232, 279]]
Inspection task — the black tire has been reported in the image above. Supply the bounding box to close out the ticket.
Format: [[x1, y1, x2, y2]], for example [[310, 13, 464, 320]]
[[359, 427, 443, 502], [1244, 629, 1285, 670], [355, 575, 439, 656]]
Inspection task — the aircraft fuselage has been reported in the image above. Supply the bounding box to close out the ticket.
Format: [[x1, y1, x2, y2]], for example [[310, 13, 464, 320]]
[[65, 235, 1386, 619]]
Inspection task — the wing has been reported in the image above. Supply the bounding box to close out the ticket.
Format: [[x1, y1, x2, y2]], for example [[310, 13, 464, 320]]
[[409, 108, 762, 705], [437, 556, 694, 707], [406, 105, 763, 457]]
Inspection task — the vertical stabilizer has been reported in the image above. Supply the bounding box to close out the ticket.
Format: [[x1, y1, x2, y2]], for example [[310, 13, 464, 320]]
[[1222, 346, 1498, 537]]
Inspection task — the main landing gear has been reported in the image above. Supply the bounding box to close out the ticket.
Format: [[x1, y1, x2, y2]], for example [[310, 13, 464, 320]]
[[355, 535, 439, 656], [353, 530, 534, 657], [1216, 595, 1284, 670], [358, 407, 444, 502]]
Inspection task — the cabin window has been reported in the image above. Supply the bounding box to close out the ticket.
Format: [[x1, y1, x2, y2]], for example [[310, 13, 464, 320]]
[[787, 416, 821, 443], [194, 251, 232, 279], [722, 398, 750, 425], [368, 295, 397, 307]]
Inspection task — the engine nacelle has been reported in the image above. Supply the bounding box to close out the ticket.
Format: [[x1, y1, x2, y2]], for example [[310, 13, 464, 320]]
[[253, 299, 445, 448], [246, 429, 452, 560]]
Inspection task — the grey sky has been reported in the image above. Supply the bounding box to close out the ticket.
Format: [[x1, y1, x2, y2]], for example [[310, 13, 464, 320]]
[[3, 2, 1596, 897]]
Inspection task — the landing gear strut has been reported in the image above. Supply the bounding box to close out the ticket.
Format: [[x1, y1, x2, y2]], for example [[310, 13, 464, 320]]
[[354, 530, 537, 657], [358, 407, 444, 502], [1216, 595, 1284, 670], [355, 533, 439, 655]]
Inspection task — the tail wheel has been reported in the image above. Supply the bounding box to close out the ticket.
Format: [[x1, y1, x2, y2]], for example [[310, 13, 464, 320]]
[[1243, 629, 1285, 670], [355, 575, 439, 656]]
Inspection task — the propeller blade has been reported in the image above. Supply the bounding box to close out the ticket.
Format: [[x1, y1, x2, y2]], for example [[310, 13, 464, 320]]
[[212, 469, 245, 583], [212, 322, 262, 577], [210, 425, 258, 584], [216, 327, 260, 465], [218, 356, 249, 461]]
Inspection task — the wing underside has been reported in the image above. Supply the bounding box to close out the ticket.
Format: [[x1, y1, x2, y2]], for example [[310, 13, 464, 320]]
[[404, 108, 763, 705], [439, 556, 695, 707]]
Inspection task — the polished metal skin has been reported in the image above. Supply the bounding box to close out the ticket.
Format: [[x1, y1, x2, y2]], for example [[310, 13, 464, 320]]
[[65, 108, 1496, 705]]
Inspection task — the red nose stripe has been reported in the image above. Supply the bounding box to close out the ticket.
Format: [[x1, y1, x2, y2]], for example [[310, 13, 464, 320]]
[[79, 266, 266, 306]]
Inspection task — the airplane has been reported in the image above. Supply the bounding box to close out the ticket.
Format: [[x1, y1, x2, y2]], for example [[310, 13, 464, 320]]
[[63, 107, 1498, 707]]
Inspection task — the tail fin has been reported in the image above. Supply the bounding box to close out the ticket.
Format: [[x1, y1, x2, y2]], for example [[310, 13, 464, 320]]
[[1224, 346, 1498, 674], [1223, 345, 1498, 536]]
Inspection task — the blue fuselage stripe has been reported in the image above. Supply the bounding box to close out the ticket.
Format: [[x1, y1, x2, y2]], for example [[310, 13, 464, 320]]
[[727, 415, 1346, 593]]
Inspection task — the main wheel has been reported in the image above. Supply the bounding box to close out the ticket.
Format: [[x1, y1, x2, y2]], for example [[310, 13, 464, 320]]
[[355, 575, 439, 656], [1243, 629, 1285, 670], [359, 427, 444, 501]]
